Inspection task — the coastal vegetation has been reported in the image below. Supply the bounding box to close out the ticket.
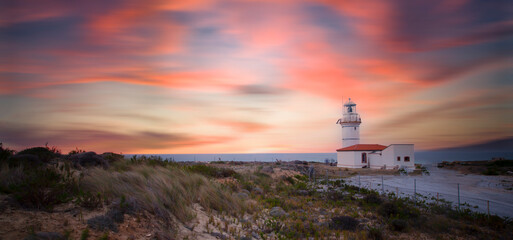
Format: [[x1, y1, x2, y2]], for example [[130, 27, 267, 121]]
[[437, 159, 513, 176], [0, 143, 512, 239]]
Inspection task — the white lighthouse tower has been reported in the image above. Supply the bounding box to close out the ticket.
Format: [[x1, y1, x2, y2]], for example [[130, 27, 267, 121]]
[[336, 98, 361, 147]]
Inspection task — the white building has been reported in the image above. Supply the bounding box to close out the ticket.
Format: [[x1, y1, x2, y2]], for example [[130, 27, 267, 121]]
[[336, 99, 415, 169]]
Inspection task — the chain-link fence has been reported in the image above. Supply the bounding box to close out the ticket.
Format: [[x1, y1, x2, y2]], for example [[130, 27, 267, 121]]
[[343, 174, 513, 218]]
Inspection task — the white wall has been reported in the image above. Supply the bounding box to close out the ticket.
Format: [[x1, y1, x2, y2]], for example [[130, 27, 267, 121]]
[[382, 144, 415, 169], [337, 150, 379, 168], [337, 151, 355, 168], [337, 144, 415, 169], [368, 152, 383, 169]]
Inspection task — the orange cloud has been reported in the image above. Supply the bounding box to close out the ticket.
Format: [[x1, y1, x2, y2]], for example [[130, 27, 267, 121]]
[[213, 119, 271, 133]]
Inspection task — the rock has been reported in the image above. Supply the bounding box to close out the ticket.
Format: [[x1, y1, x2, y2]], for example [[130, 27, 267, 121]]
[[252, 187, 263, 195], [69, 152, 108, 168], [24, 232, 65, 240], [236, 192, 249, 199], [251, 232, 260, 239], [239, 237, 252, 240], [353, 193, 364, 200], [241, 216, 252, 223], [297, 190, 309, 196], [210, 232, 228, 240], [269, 207, 286, 217], [241, 189, 251, 195], [319, 208, 328, 215], [261, 166, 274, 174], [106, 208, 124, 223], [87, 215, 118, 232]]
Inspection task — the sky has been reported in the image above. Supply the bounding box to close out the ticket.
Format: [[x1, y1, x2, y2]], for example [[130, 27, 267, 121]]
[[0, 0, 512, 154]]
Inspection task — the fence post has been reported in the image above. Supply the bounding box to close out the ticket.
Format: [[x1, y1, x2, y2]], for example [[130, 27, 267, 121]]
[[457, 183, 460, 211], [396, 187, 398, 198], [358, 173, 361, 192], [437, 192, 439, 203], [487, 200, 490, 218], [326, 169, 328, 183], [381, 175, 384, 193], [414, 179, 417, 205]]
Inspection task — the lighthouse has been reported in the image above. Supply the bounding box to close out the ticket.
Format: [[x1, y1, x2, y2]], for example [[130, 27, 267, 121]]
[[336, 98, 361, 148], [335, 98, 415, 169]]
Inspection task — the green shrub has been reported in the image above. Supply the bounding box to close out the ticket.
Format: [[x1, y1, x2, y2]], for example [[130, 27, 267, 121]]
[[378, 200, 419, 220], [390, 218, 408, 232], [329, 216, 359, 231], [80, 228, 89, 240], [264, 218, 283, 233], [367, 226, 384, 240], [17, 146, 59, 162], [483, 167, 499, 175], [0, 143, 15, 162], [69, 147, 86, 155], [378, 202, 398, 218], [76, 191, 103, 210], [364, 193, 383, 205], [294, 174, 308, 182], [186, 164, 240, 179], [284, 176, 296, 184], [264, 197, 282, 208], [488, 160, 513, 167], [1, 166, 79, 210]]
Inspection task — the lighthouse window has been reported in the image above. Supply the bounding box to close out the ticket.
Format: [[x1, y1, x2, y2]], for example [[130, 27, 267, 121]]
[[397, 156, 401, 161], [405, 156, 410, 162]]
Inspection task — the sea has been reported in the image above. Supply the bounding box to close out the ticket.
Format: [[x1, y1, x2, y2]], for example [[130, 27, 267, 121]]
[[125, 151, 513, 165]]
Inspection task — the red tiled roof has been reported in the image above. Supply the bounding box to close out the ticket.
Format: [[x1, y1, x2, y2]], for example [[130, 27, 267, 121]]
[[336, 144, 387, 151]]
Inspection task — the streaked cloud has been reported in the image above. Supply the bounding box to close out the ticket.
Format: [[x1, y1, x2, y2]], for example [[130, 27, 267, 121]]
[[0, 0, 511, 152]]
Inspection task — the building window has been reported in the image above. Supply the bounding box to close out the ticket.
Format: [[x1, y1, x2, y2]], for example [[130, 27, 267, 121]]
[[354, 127, 356, 130], [362, 153, 367, 164], [397, 156, 401, 161], [404, 156, 410, 162]]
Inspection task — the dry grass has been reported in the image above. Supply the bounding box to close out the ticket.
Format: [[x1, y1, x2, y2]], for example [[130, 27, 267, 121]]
[[81, 165, 242, 224]]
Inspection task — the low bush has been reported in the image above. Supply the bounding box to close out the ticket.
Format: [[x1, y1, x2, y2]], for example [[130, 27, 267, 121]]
[[186, 164, 240, 179], [329, 216, 359, 231], [378, 202, 398, 218], [390, 218, 408, 232], [0, 165, 79, 210], [16, 146, 59, 163], [264, 197, 282, 208], [483, 167, 499, 175], [367, 226, 384, 240], [284, 176, 296, 184], [294, 174, 308, 182], [363, 193, 383, 205], [0, 143, 15, 162], [378, 200, 419, 220], [76, 191, 103, 210]]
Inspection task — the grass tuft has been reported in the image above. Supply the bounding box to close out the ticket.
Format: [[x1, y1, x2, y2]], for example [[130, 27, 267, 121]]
[[81, 165, 242, 223]]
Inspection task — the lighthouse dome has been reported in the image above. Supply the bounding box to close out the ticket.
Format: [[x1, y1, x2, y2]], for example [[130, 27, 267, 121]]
[[344, 98, 356, 107]]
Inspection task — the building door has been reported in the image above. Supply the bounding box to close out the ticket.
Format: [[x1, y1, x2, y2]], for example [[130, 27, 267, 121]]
[[361, 152, 367, 167]]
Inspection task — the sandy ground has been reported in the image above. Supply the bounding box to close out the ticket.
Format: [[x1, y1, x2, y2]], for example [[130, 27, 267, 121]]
[[345, 166, 513, 218]]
